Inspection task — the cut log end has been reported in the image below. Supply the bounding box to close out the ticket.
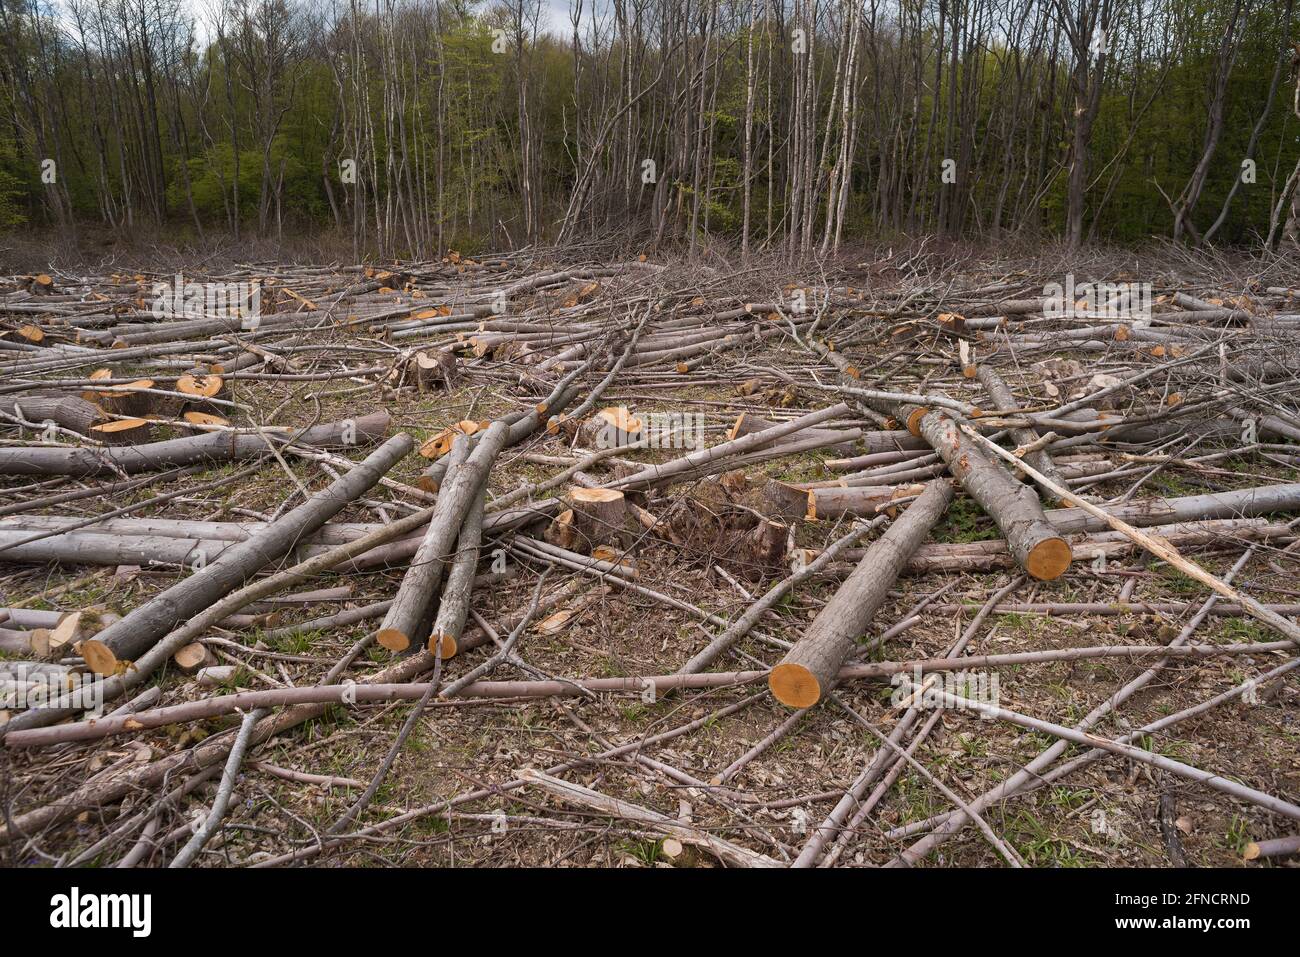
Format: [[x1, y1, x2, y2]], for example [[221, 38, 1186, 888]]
[[569, 487, 623, 505], [376, 628, 411, 652], [173, 641, 215, 674], [91, 418, 154, 444], [727, 413, 747, 442], [768, 663, 821, 709], [80, 638, 119, 677], [905, 406, 929, 436], [1026, 537, 1073, 580], [427, 631, 458, 659], [1242, 842, 1261, 861], [183, 411, 230, 430], [177, 373, 225, 400]]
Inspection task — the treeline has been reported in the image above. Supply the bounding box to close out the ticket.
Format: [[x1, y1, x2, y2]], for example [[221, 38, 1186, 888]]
[[0, 0, 1297, 257]]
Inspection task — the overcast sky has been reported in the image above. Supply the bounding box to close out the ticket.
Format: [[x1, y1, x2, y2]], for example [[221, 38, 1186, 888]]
[[178, 0, 581, 44]]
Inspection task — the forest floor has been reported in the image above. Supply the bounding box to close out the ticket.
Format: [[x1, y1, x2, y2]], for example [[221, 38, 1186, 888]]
[[1, 240, 1298, 868]]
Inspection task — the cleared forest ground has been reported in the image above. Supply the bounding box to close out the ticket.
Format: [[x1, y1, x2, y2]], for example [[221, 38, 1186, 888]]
[[1, 244, 1298, 868]]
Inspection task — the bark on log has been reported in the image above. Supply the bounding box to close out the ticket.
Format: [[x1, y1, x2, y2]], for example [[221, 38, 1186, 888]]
[[1045, 481, 1300, 534], [806, 519, 1292, 575], [7, 393, 107, 435], [378, 422, 509, 651], [769, 480, 954, 708], [0, 411, 391, 476], [378, 437, 472, 652], [975, 365, 1068, 503], [557, 487, 631, 552], [79, 433, 413, 674], [807, 484, 926, 520], [428, 484, 487, 658], [727, 413, 860, 454], [1243, 835, 1300, 860], [909, 407, 1071, 580], [610, 403, 852, 491]]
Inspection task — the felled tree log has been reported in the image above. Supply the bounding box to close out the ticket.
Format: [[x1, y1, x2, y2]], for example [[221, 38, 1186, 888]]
[[0, 411, 391, 476], [1242, 835, 1300, 861], [769, 480, 954, 708], [807, 484, 925, 520], [428, 485, 487, 659], [611, 403, 852, 491], [418, 362, 587, 492], [0, 530, 221, 567], [825, 446, 930, 472], [7, 393, 107, 435], [77, 433, 413, 675], [1045, 481, 1300, 534], [379, 437, 472, 651], [907, 406, 1071, 580], [378, 422, 509, 651], [803, 519, 1292, 576], [975, 365, 1068, 503], [727, 413, 860, 455]]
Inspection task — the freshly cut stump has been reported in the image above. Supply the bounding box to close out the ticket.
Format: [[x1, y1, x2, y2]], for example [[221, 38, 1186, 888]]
[[581, 406, 643, 449], [88, 376, 155, 417], [91, 418, 155, 445], [182, 411, 230, 431], [563, 487, 631, 551], [410, 349, 457, 392], [176, 373, 227, 413]]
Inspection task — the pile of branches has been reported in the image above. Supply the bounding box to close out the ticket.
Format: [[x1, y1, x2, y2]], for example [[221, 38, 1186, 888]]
[[2, 248, 1299, 868]]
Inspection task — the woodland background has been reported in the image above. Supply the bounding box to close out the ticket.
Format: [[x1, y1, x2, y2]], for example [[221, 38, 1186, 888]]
[[0, 0, 1297, 258]]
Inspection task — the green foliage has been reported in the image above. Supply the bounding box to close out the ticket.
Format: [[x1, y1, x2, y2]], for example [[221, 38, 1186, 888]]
[[0, 137, 30, 228], [0, 0, 1296, 250], [934, 497, 999, 543]]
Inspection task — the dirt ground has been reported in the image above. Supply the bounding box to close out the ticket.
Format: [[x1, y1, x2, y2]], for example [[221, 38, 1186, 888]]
[[2, 241, 1298, 868]]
